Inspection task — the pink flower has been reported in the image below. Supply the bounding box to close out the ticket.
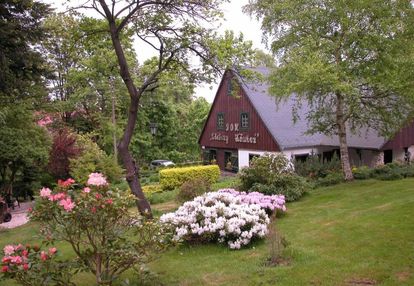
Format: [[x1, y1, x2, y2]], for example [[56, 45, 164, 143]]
[[1, 266, 9, 273], [3, 245, 15, 256], [49, 192, 66, 201], [2, 256, 11, 263], [91, 207, 97, 213], [59, 198, 75, 212], [83, 187, 91, 193], [48, 248, 57, 255], [23, 263, 29, 271], [87, 173, 108, 186], [10, 256, 23, 265], [58, 178, 75, 188], [40, 187, 52, 198], [21, 250, 29, 257], [105, 199, 113, 205], [40, 251, 48, 261], [95, 193, 102, 200]]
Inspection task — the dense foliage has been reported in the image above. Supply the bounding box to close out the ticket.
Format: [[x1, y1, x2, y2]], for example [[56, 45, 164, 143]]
[[239, 154, 308, 202], [246, 0, 414, 180], [160, 165, 220, 191], [0, 107, 51, 198], [176, 178, 212, 204]]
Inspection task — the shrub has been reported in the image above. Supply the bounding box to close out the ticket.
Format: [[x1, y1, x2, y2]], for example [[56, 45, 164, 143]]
[[176, 178, 211, 204], [70, 135, 123, 184], [293, 153, 341, 179], [217, 189, 286, 213], [238, 154, 308, 202], [30, 173, 172, 285], [249, 174, 309, 202], [159, 165, 220, 191], [239, 153, 292, 192], [315, 172, 344, 187], [142, 184, 163, 195], [352, 166, 372, 180], [161, 191, 277, 249], [0, 244, 75, 286]]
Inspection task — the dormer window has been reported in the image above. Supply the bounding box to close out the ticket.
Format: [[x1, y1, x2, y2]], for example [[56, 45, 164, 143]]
[[240, 112, 249, 129], [217, 113, 225, 130]]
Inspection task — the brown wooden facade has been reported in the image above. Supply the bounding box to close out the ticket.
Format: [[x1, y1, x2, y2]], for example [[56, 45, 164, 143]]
[[199, 71, 279, 170], [382, 120, 414, 150]]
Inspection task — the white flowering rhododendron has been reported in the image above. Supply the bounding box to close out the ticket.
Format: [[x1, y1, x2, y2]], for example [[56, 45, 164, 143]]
[[160, 190, 286, 249], [217, 189, 286, 213]]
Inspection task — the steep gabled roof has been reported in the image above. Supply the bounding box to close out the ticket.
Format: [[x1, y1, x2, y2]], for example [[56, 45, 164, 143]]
[[236, 67, 386, 150]]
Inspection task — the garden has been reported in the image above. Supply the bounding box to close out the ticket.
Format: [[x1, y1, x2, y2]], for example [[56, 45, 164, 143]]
[[1, 154, 414, 285]]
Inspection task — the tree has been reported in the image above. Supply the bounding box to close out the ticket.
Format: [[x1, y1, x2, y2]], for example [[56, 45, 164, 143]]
[[246, 0, 414, 180], [0, 0, 50, 106], [70, 0, 256, 217], [0, 107, 51, 197]]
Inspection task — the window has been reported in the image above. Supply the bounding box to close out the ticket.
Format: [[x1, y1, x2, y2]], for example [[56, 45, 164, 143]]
[[227, 78, 233, 96], [240, 112, 249, 129], [217, 113, 225, 130]]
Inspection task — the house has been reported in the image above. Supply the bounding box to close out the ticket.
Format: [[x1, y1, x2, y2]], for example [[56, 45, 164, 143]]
[[198, 67, 414, 171]]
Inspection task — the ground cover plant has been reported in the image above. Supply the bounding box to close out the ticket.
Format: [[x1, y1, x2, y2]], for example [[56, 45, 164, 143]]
[[1, 178, 414, 285]]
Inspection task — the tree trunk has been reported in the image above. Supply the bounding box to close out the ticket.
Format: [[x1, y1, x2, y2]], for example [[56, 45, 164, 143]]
[[336, 92, 354, 181], [106, 18, 152, 218]]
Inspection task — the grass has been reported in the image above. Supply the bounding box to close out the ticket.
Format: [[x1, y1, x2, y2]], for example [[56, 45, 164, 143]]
[[1, 178, 414, 285]]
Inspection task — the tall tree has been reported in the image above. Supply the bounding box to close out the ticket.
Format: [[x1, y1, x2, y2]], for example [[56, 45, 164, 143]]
[[0, 0, 50, 106], [70, 0, 255, 217], [246, 0, 414, 180]]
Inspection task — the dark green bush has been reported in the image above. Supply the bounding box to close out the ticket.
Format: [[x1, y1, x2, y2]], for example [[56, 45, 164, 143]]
[[238, 154, 308, 202], [294, 154, 341, 179], [239, 153, 292, 192], [352, 166, 373, 180], [316, 172, 344, 187], [176, 178, 212, 204]]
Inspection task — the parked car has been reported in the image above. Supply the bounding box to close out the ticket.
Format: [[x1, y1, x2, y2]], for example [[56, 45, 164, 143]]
[[150, 160, 175, 169], [0, 197, 12, 223]]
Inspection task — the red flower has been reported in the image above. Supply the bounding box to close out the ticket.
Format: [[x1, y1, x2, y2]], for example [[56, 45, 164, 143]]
[[2, 256, 11, 263], [22, 250, 29, 257], [23, 263, 29, 271], [95, 193, 102, 200], [1, 266, 8, 273], [48, 247, 57, 255], [40, 251, 48, 261], [91, 207, 97, 213], [105, 199, 113, 205]]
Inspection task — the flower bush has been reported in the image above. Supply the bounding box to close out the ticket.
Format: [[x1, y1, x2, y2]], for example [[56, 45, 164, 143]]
[[29, 173, 172, 286], [217, 189, 286, 213], [0, 244, 75, 286], [160, 191, 279, 249]]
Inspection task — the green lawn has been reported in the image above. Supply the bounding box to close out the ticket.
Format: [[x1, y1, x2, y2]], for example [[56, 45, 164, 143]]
[[1, 179, 414, 285]]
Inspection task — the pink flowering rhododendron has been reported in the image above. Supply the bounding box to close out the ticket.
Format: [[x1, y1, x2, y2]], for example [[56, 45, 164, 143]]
[[39, 187, 52, 198], [58, 178, 75, 188], [87, 172, 108, 186], [59, 198, 75, 212], [3, 245, 15, 256], [48, 192, 66, 202], [83, 187, 91, 193]]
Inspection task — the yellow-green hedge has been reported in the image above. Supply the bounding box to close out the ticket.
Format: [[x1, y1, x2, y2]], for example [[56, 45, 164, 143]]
[[142, 184, 163, 195], [160, 165, 220, 191]]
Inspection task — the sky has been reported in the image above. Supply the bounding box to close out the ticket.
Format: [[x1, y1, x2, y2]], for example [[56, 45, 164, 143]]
[[44, 0, 267, 102]]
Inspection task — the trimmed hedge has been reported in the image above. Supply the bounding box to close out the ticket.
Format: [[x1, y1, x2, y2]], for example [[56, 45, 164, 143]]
[[160, 165, 220, 191]]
